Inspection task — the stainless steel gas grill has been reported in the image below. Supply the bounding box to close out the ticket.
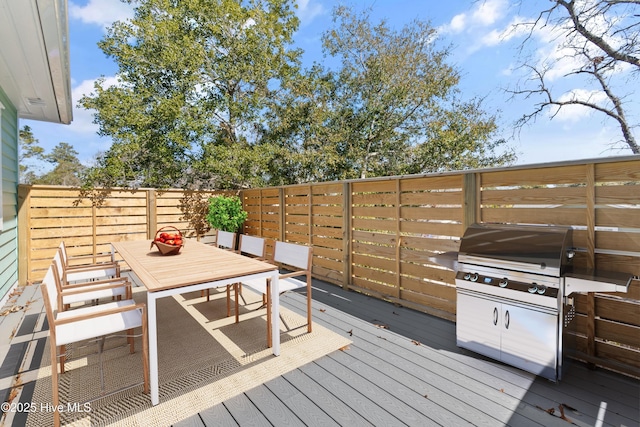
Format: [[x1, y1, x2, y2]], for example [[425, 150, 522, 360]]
[[433, 223, 633, 382]]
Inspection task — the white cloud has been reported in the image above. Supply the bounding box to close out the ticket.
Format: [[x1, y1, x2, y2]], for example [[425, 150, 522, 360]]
[[472, 0, 507, 26], [448, 14, 466, 33], [69, 0, 134, 30], [440, 0, 508, 35], [480, 28, 503, 47], [296, 0, 325, 26]]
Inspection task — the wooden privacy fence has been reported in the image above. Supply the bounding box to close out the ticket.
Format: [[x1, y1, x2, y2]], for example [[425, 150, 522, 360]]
[[17, 156, 640, 378]]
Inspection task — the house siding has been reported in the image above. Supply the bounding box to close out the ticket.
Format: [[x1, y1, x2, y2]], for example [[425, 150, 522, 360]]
[[0, 86, 19, 302]]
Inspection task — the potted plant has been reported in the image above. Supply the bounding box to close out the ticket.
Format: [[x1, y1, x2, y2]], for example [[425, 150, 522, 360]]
[[206, 194, 248, 234]]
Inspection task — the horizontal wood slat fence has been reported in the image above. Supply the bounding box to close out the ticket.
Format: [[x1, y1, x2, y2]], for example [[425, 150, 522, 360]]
[[17, 156, 640, 378]]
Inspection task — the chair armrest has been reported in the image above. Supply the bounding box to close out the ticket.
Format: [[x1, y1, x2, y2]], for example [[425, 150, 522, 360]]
[[64, 263, 119, 273], [279, 270, 309, 280], [66, 253, 114, 262], [62, 277, 130, 289], [55, 302, 145, 326], [66, 261, 118, 270], [60, 281, 131, 296]]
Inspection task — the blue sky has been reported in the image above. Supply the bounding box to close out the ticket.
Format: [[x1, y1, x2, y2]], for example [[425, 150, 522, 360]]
[[23, 0, 639, 169]]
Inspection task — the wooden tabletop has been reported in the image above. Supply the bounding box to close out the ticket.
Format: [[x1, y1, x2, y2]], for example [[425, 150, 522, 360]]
[[112, 239, 277, 292]]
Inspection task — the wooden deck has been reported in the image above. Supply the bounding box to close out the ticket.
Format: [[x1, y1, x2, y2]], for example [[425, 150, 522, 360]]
[[1, 275, 638, 426], [173, 278, 639, 427]]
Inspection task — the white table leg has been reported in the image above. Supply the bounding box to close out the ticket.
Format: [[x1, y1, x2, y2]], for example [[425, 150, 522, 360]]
[[147, 291, 159, 405], [271, 270, 280, 356]]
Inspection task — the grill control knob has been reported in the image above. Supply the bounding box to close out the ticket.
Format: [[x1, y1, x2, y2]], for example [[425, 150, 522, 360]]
[[499, 278, 508, 288], [470, 273, 479, 282], [463, 272, 471, 280], [537, 285, 547, 295], [528, 284, 538, 293]]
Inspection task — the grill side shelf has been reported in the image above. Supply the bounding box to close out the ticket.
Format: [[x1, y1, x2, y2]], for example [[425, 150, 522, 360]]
[[564, 267, 632, 294]]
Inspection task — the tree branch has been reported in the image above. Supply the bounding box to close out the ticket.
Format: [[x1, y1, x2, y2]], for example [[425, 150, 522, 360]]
[[556, 0, 639, 68]]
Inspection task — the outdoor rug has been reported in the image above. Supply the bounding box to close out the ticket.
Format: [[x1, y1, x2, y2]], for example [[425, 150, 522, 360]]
[[26, 286, 351, 426]]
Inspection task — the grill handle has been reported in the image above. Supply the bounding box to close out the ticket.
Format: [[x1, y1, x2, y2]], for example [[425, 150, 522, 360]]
[[504, 310, 510, 329], [493, 307, 498, 326]]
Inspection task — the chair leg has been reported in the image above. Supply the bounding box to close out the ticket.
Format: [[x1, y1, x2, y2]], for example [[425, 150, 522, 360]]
[[226, 285, 231, 317], [234, 284, 240, 323], [128, 328, 135, 354], [206, 288, 210, 301], [59, 345, 66, 374], [307, 292, 313, 334]]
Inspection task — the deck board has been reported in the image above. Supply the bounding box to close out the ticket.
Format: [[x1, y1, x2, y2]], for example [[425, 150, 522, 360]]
[[281, 368, 373, 426], [297, 360, 404, 426], [262, 376, 341, 426], [322, 350, 467, 426], [222, 393, 272, 426], [198, 403, 239, 427], [244, 384, 306, 426]]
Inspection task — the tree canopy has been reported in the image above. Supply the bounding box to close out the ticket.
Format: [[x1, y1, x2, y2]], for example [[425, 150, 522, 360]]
[[79, 0, 301, 192], [78, 0, 514, 197], [266, 6, 514, 182], [18, 126, 44, 184], [18, 126, 85, 186]]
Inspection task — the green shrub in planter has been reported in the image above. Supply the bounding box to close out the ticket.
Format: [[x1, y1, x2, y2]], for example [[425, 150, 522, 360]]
[[206, 195, 248, 233]]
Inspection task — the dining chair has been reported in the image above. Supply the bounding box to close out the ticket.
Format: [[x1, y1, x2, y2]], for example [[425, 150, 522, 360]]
[[53, 251, 130, 310], [226, 235, 267, 318], [51, 257, 131, 310], [40, 265, 149, 427], [204, 230, 238, 301], [216, 230, 237, 250], [234, 240, 313, 347], [58, 241, 120, 285]]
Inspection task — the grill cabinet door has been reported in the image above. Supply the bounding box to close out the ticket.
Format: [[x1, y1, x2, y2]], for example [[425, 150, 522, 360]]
[[500, 302, 558, 380], [456, 290, 501, 360]]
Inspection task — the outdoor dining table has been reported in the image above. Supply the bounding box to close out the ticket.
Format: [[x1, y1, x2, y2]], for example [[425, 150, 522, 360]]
[[111, 239, 280, 406]]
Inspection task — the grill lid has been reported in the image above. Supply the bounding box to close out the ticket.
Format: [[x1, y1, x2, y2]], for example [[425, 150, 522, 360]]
[[458, 223, 573, 276]]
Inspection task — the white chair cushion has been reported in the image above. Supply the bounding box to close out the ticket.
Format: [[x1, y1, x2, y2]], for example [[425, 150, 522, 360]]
[[242, 276, 307, 295], [61, 283, 127, 305], [55, 300, 142, 346]]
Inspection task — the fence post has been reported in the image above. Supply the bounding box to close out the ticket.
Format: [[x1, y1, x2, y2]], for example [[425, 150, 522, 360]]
[[463, 172, 478, 229], [279, 187, 285, 242], [147, 189, 157, 239], [585, 163, 597, 365], [17, 185, 31, 285], [342, 182, 352, 290], [395, 178, 401, 299]]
